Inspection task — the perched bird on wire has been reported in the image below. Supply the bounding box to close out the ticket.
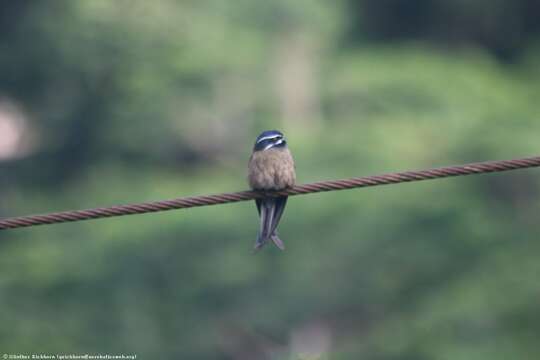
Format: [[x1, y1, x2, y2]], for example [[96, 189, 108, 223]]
[[248, 130, 296, 251]]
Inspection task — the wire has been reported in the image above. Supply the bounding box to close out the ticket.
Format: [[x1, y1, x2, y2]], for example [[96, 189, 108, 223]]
[[1, 156, 539, 231]]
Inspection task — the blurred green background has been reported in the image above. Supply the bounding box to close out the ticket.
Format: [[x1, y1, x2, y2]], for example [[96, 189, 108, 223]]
[[1, 1, 540, 359]]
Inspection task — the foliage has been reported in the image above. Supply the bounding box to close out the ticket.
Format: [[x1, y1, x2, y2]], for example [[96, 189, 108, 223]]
[[0, 1, 539, 359]]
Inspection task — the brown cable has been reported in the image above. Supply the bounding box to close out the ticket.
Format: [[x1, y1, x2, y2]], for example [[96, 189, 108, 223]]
[[1, 156, 539, 230]]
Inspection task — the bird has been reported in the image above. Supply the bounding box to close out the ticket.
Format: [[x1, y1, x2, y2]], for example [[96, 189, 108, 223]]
[[248, 130, 296, 251]]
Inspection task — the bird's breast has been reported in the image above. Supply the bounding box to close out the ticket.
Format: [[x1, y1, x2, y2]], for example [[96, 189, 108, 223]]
[[248, 148, 296, 190]]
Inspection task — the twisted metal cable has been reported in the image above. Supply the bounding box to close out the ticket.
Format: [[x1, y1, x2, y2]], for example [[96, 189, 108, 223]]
[[1, 156, 539, 230]]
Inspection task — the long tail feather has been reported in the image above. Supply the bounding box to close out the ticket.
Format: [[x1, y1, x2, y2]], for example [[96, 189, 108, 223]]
[[271, 233, 285, 250], [254, 201, 269, 250], [268, 196, 287, 237], [254, 197, 287, 251], [261, 198, 276, 241]]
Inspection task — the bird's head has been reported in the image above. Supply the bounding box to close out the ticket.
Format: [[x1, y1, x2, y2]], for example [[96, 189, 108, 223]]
[[253, 130, 287, 151]]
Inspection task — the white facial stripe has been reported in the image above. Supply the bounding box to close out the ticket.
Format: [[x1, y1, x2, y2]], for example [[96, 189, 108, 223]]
[[262, 138, 285, 150], [256, 134, 281, 144]]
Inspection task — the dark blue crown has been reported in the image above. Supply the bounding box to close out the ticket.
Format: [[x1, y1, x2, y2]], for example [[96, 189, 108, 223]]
[[254, 130, 286, 151], [255, 130, 283, 143]]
